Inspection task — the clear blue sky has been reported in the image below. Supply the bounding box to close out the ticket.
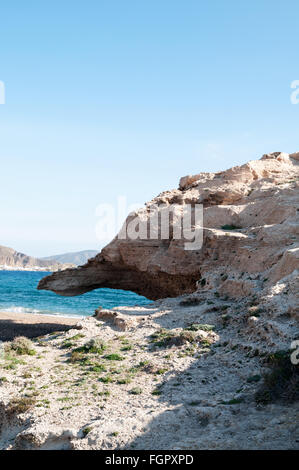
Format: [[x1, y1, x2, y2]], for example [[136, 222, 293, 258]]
[[0, 0, 298, 257]]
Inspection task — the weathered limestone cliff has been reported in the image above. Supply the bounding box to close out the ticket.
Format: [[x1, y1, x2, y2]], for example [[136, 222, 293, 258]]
[[38, 152, 299, 300]]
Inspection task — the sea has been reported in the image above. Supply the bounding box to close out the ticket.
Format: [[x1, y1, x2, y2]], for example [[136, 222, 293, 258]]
[[0, 270, 150, 318]]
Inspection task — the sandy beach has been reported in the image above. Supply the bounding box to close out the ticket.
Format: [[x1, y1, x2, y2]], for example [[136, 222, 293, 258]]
[[0, 311, 80, 341]]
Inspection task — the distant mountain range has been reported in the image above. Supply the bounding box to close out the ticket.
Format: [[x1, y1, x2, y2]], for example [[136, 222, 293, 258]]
[[42, 250, 98, 266], [0, 246, 98, 271], [0, 245, 72, 271]]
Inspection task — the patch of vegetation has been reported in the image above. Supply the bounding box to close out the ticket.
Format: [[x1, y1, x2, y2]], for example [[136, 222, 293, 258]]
[[68, 334, 85, 341], [82, 427, 92, 437], [155, 368, 168, 375], [247, 306, 264, 317], [118, 336, 129, 344], [117, 377, 132, 384], [221, 314, 231, 326], [247, 374, 261, 383], [104, 353, 124, 361], [99, 375, 113, 383], [179, 297, 200, 307], [150, 329, 196, 348], [150, 329, 174, 346], [58, 396, 72, 402], [185, 324, 215, 332], [221, 224, 242, 230], [7, 396, 36, 415], [255, 350, 299, 405], [90, 363, 107, 373], [180, 330, 197, 343], [3, 353, 26, 369], [199, 337, 213, 348], [130, 387, 143, 395], [74, 338, 107, 355], [221, 398, 244, 405], [138, 360, 149, 367], [37, 399, 50, 408], [68, 351, 84, 363], [110, 367, 122, 375], [8, 337, 36, 356], [61, 341, 74, 349]]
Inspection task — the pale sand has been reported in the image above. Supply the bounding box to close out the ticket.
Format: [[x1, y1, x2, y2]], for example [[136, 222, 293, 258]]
[[0, 311, 81, 341]]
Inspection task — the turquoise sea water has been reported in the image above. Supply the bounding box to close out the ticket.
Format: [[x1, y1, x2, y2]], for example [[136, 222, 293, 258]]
[[0, 271, 150, 318]]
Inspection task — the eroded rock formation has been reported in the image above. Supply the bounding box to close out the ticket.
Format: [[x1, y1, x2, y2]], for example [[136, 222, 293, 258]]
[[38, 152, 299, 299]]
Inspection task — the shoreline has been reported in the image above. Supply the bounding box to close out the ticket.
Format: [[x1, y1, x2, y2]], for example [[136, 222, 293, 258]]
[[0, 309, 84, 320], [0, 268, 70, 273], [0, 268, 53, 273], [0, 311, 81, 342]]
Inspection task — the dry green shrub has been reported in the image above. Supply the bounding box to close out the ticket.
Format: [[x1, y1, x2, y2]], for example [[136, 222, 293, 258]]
[[8, 337, 36, 356], [255, 350, 299, 405], [7, 396, 36, 415], [74, 338, 106, 354]]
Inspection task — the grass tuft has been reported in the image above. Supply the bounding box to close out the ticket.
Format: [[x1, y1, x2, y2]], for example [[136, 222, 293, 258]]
[[82, 427, 92, 437], [130, 387, 142, 395], [104, 353, 124, 361], [221, 224, 242, 230], [185, 323, 215, 332], [74, 338, 107, 355]]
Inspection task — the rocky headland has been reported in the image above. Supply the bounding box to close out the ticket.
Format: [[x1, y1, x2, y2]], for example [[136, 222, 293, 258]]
[[38, 151, 299, 300], [0, 245, 74, 272]]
